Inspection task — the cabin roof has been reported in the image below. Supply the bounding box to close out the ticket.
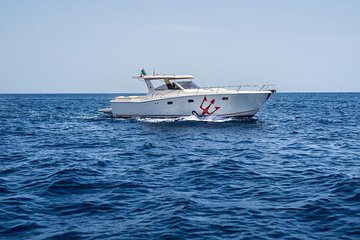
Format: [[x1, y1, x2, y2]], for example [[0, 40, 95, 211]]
[[143, 75, 194, 80]]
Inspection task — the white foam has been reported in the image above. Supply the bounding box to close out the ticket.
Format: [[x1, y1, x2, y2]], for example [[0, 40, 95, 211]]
[[137, 117, 178, 123], [137, 115, 235, 123]]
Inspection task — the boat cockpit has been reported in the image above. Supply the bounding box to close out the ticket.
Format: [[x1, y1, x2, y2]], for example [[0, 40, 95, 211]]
[[154, 81, 200, 91]]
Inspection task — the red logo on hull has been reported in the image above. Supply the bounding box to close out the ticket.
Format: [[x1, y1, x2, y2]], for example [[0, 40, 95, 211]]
[[200, 96, 220, 115]]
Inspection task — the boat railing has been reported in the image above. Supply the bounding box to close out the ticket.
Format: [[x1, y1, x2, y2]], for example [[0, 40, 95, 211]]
[[153, 84, 276, 98], [195, 84, 276, 95]]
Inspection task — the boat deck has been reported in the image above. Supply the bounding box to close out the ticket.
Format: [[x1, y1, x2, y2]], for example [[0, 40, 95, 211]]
[[114, 96, 146, 101], [98, 107, 112, 114]]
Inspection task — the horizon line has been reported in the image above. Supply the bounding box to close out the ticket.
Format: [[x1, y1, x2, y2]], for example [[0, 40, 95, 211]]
[[0, 91, 360, 94]]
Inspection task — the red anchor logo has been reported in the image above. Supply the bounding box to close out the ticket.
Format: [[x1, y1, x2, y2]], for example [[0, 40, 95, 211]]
[[200, 96, 220, 115]]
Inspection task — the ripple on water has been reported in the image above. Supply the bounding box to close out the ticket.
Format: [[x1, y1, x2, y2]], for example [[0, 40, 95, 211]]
[[0, 93, 360, 239]]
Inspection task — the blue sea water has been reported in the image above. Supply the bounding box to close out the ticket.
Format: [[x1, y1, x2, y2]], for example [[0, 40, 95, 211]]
[[0, 93, 360, 240]]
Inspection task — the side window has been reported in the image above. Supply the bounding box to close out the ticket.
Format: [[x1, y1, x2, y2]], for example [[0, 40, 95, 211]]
[[167, 83, 181, 90], [188, 99, 194, 103]]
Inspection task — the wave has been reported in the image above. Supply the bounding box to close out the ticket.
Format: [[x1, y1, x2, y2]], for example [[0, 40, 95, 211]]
[[137, 115, 237, 123], [2, 93, 360, 239]]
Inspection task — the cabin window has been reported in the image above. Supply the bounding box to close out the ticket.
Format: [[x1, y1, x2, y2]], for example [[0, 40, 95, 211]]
[[155, 84, 168, 90], [177, 81, 200, 89], [188, 99, 194, 103], [155, 83, 181, 90], [222, 97, 229, 100], [168, 83, 181, 90], [167, 101, 173, 105]]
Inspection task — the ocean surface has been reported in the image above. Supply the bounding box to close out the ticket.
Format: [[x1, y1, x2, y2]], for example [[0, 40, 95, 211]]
[[0, 93, 359, 240]]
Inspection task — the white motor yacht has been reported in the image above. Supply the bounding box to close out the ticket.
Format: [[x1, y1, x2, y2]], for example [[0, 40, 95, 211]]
[[99, 70, 275, 118]]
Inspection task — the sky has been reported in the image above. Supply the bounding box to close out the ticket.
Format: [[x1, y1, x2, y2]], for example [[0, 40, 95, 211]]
[[0, 0, 359, 93]]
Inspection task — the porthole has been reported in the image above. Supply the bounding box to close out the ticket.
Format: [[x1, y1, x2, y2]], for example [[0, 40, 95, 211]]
[[188, 99, 194, 103], [222, 97, 229, 100], [167, 101, 173, 105]]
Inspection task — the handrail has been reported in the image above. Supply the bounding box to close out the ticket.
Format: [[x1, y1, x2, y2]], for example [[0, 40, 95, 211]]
[[153, 84, 275, 98], [199, 84, 275, 93]]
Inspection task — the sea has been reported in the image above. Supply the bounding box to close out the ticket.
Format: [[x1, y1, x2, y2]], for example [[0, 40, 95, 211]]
[[0, 93, 359, 240]]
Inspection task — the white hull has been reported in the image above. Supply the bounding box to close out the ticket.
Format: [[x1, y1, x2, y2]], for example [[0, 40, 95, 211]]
[[109, 92, 272, 118]]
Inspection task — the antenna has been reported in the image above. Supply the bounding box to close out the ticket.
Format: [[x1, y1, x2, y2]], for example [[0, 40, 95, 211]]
[[153, 68, 155, 75]]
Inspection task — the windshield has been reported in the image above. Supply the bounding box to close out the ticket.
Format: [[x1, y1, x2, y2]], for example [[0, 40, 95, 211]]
[[155, 83, 181, 90], [177, 81, 200, 89]]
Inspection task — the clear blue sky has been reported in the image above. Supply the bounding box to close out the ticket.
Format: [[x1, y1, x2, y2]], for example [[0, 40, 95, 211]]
[[1, 0, 359, 93]]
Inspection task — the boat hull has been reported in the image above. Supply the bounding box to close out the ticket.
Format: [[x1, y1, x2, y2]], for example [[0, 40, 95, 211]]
[[109, 92, 272, 118]]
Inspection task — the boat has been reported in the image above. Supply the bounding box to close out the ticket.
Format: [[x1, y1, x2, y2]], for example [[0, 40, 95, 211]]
[[99, 69, 276, 118]]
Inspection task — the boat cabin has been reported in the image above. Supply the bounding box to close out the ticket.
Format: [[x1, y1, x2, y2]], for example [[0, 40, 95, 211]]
[[142, 75, 199, 93]]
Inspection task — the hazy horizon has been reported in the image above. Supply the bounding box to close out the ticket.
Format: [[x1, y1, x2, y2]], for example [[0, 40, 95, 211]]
[[1, 90, 359, 94], [1, 0, 360, 93]]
